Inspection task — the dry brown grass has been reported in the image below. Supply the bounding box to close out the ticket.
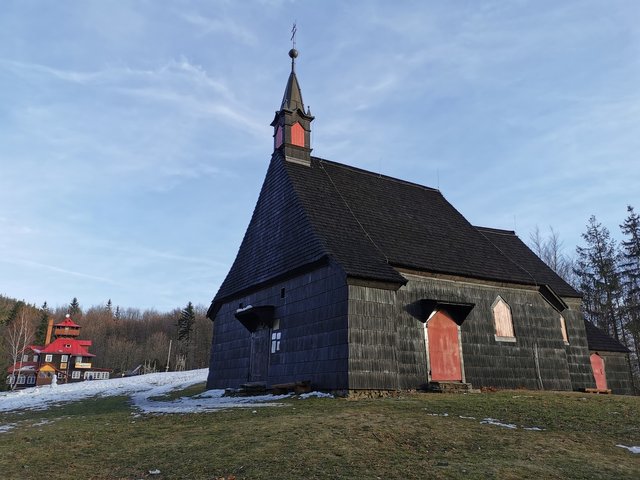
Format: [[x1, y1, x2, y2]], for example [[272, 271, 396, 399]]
[[0, 387, 638, 479]]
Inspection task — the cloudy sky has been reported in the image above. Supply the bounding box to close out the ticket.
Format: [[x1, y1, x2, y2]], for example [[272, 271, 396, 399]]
[[1, 1, 638, 312]]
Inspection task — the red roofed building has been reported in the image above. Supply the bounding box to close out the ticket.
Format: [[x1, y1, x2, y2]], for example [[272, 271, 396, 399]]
[[6, 314, 110, 389]]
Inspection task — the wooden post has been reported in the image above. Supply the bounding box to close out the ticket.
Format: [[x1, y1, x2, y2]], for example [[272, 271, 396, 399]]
[[165, 339, 172, 372]]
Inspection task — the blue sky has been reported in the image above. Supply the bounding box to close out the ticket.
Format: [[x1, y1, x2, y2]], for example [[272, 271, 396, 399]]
[[1, 1, 639, 312]]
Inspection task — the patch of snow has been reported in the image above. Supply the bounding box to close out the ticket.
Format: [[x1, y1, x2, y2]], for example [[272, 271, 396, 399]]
[[0, 369, 291, 415], [0, 423, 17, 433], [235, 304, 253, 313], [32, 419, 54, 427], [480, 418, 517, 429], [459, 416, 476, 420], [298, 391, 334, 399], [616, 445, 640, 454], [425, 412, 449, 417], [523, 426, 544, 431]]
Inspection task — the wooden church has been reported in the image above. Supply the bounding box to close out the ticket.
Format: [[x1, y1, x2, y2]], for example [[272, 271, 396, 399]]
[[206, 49, 634, 395]]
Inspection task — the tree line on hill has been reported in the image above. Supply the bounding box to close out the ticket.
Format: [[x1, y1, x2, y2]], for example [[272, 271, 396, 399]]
[[532, 205, 640, 379], [0, 296, 211, 389]]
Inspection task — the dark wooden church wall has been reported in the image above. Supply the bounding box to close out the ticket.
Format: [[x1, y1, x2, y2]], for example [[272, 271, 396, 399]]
[[562, 298, 597, 391], [595, 351, 636, 395], [207, 264, 349, 390], [402, 275, 584, 390], [348, 273, 594, 391], [348, 286, 406, 390]]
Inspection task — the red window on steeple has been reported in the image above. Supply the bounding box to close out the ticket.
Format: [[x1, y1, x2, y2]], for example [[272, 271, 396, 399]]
[[291, 122, 305, 147]]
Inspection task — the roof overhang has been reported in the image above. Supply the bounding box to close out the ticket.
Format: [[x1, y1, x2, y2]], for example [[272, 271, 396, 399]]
[[538, 284, 568, 312], [234, 305, 276, 332], [420, 299, 475, 325]]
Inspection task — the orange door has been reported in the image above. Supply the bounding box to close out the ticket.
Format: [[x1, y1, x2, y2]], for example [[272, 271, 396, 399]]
[[428, 310, 462, 381], [590, 353, 607, 390]]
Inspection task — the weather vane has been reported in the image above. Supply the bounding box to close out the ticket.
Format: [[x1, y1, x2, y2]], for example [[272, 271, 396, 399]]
[[291, 22, 297, 49]]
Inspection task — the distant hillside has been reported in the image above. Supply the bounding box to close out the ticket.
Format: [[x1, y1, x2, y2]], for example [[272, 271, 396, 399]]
[[0, 294, 40, 324]]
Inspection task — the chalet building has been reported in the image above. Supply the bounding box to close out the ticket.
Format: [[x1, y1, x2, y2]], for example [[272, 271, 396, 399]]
[[206, 49, 635, 395], [6, 314, 110, 389]]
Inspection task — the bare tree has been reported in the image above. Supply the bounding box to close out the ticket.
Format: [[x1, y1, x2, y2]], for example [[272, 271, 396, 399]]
[[529, 226, 576, 287], [6, 310, 35, 390]]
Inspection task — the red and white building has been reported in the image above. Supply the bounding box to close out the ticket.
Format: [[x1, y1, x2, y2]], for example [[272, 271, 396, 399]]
[[6, 314, 111, 389]]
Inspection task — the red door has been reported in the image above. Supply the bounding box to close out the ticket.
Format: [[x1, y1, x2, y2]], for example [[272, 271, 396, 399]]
[[428, 310, 462, 381], [590, 353, 607, 390]]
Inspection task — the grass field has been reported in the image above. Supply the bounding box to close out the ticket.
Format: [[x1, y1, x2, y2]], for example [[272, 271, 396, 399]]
[[1, 385, 638, 479]]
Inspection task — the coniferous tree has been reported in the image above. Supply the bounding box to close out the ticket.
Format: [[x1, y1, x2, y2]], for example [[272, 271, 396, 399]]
[[106, 299, 113, 313], [620, 205, 640, 371], [34, 301, 50, 345], [69, 297, 81, 317], [177, 302, 195, 343], [177, 302, 196, 368], [574, 216, 623, 340]]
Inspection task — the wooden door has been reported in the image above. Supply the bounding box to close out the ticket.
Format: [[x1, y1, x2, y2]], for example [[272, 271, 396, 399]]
[[428, 310, 462, 381], [590, 353, 607, 390], [249, 326, 270, 382]]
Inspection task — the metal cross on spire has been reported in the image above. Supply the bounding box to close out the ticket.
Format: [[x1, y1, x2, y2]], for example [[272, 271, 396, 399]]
[[291, 22, 297, 49]]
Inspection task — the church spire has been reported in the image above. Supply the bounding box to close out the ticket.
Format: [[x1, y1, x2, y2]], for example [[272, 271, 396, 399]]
[[271, 47, 314, 166]]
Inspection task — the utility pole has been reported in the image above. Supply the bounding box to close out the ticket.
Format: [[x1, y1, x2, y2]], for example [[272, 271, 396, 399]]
[[165, 339, 172, 372]]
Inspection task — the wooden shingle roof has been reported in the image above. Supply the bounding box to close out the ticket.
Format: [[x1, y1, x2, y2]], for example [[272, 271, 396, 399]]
[[584, 320, 630, 353], [211, 154, 580, 312]]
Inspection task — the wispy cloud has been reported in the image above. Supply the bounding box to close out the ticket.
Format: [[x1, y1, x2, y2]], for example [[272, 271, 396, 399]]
[[0, 258, 120, 286], [181, 12, 258, 46]]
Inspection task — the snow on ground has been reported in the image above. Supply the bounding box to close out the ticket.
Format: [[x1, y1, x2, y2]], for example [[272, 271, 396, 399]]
[[616, 445, 640, 454], [0, 369, 294, 416], [424, 411, 545, 431]]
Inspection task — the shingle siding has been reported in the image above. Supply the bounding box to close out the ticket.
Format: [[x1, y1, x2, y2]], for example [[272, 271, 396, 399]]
[[207, 263, 349, 390], [347, 274, 592, 391]]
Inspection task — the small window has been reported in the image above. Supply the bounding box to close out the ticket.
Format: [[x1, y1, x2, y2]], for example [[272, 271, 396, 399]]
[[493, 296, 515, 341], [22, 354, 29, 362], [72, 371, 80, 379], [560, 315, 569, 344], [239, 302, 244, 309], [45, 354, 53, 362], [6, 376, 13, 384], [27, 376, 36, 385], [65, 344, 71, 348], [33, 355, 39, 362], [271, 331, 282, 353], [280, 288, 286, 299], [61, 355, 69, 363], [17, 375, 26, 384]]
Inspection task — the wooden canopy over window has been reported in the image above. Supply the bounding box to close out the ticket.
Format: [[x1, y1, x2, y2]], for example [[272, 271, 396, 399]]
[[420, 299, 475, 326], [234, 305, 276, 332]]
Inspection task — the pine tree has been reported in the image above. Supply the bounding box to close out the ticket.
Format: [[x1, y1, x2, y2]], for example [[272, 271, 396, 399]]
[[34, 301, 50, 345], [106, 299, 113, 313], [620, 205, 640, 371], [177, 302, 195, 343], [69, 297, 81, 317], [574, 216, 623, 340]]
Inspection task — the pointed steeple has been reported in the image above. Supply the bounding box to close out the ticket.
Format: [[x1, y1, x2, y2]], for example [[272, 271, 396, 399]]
[[271, 48, 314, 166]]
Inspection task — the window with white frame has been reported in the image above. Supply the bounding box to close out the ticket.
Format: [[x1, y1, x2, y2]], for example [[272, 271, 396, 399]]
[[61, 355, 68, 363], [492, 296, 515, 340], [6, 376, 13, 384], [27, 376, 36, 385], [560, 315, 569, 344], [271, 320, 282, 354], [33, 355, 38, 362], [45, 354, 53, 362], [17, 375, 26, 384], [71, 371, 80, 379], [22, 354, 29, 362]]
